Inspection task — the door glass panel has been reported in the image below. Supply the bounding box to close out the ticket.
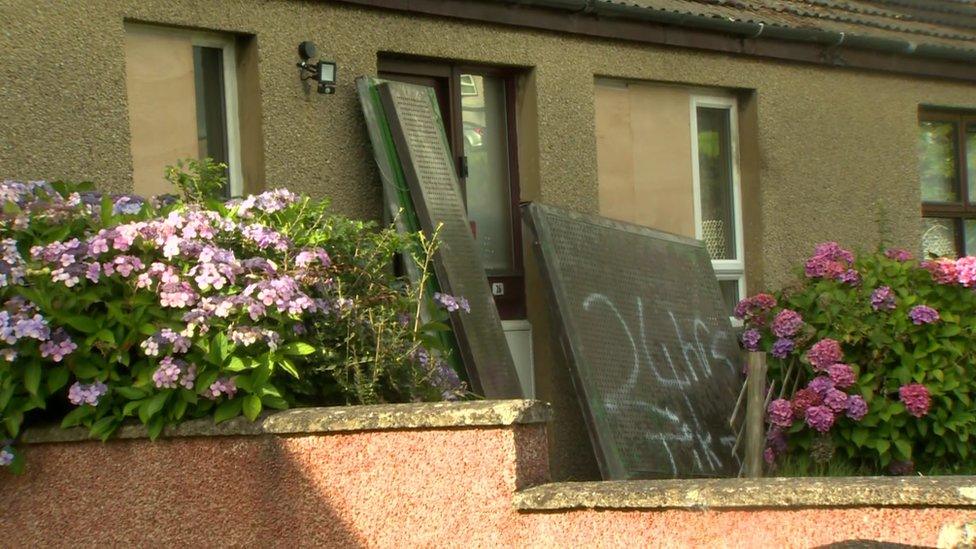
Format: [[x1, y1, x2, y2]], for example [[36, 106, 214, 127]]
[[193, 46, 230, 196], [922, 217, 959, 258], [461, 74, 514, 273], [696, 107, 736, 260], [918, 121, 958, 203]]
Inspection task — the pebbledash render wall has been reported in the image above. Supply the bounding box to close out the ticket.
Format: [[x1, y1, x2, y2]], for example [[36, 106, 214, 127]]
[[4, 0, 976, 480], [4, 400, 976, 547]]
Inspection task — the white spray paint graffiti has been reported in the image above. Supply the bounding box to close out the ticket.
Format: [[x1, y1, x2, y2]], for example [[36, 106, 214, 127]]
[[582, 293, 739, 475]]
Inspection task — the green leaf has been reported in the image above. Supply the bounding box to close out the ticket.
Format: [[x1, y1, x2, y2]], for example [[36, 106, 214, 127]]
[[64, 315, 100, 334], [139, 323, 159, 336], [147, 416, 165, 440], [214, 398, 243, 424], [851, 427, 869, 447], [73, 361, 101, 378], [243, 395, 262, 421], [46, 366, 69, 393], [261, 395, 289, 410], [874, 439, 891, 454], [139, 391, 169, 424], [226, 356, 248, 372], [95, 329, 116, 345], [279, 358, 300, 379], [282, 342, 316, 356], [894, 438, 912, 459], [24, 361, 41, 395], [114, 386, 148, 400], [60, 406, 92, 428], [90, 416, 117, 441]]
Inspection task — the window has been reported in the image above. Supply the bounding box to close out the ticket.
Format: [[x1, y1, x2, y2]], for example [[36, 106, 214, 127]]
[[124, 24, 242, 198], [379, 58, 525, 320], [691, 95, 746, 309], [593, 80, 747, 313], [918, 109, 976, 258]]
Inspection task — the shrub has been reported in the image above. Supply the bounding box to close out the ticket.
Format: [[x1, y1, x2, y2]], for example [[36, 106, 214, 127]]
[[741, 242, 976, 475], [0, 160, 467, 472]]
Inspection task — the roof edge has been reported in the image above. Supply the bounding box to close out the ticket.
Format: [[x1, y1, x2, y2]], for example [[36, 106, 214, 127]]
[[334, 0, 976, 82]]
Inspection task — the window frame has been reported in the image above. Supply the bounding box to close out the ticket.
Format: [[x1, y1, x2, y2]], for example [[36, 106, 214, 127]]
[[689, 93, 746, 302], [919, 108, 976, 256], [126, 24, 243, 198]]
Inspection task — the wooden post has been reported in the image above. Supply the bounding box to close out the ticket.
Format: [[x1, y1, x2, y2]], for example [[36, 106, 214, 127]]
[[744, 352, 767, 478]]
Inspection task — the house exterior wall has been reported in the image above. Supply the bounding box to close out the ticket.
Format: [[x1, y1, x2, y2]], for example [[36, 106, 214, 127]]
[[3, 0, 976, 480]]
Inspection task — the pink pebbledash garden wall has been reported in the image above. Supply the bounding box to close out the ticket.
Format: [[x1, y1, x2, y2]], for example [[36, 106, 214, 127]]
[[3, 400, 976, 547]]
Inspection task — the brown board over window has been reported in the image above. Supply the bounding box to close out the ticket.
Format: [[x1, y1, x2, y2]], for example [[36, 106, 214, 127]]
[[377, 80, 523, 399], [522, 202, 742, 479]]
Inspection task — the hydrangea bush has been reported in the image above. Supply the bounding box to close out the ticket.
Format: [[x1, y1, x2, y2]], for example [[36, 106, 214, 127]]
[[740, 242, 976, 475], [0, 160, 467, 472]]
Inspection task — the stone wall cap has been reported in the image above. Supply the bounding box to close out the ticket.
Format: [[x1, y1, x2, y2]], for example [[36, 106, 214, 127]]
[[21, 399, 551, 444], [514, 476, 976, 511]]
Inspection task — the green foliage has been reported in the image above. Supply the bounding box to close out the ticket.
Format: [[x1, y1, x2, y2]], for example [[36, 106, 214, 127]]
[[0, 159, 466, 471], [749, 246, 976, 475]]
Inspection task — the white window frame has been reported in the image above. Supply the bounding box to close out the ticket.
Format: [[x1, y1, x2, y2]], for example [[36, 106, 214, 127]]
[[689, 93, 746, 304], [126, 24, 243, 197]]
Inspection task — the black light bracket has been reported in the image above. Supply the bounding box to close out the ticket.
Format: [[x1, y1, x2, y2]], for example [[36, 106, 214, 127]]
[[297, 41, 337, 95]]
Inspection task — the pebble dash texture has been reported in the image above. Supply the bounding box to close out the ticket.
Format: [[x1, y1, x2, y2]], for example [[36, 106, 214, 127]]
[[2, 401, 976, 547]]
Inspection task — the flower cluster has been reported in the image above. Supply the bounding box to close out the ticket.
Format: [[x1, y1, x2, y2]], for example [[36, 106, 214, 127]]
[[0, 165, 467, 472], [433, 292, 471, 314], [68, 381, 109, 406], [908, 305, 940, 325], [804, 242, 856, 284], [742, 242, 976, 474], [899, 383, 931, 418]]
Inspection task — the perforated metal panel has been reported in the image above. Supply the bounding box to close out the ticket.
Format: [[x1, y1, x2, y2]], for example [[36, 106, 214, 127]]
[[378, 81, 522, 399], [524, 202, 742, 479]]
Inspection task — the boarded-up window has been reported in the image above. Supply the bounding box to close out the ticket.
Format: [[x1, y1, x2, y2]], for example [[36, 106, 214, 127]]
[[594, 79, 745, 311], [124, 24, 242, 197]]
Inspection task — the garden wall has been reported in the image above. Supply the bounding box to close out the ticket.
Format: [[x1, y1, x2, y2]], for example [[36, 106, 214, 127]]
[[3, 400, 976, 547]]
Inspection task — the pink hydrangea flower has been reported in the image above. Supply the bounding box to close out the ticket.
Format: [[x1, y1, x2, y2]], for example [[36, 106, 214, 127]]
[[899, 383, 931, 418], [806, 338, 843, 370], [884, 249, 913, 262], [804, 405, 835, 433], [922, 258, 957, 285], [956, 256, 976, 287], [767, 398, 793, 428], [827, 363, 856, 389], [771, 309, 803, 338]]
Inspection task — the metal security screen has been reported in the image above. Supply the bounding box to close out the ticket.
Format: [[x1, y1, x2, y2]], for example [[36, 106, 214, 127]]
[[377, 80, 522, 399], [523, 202, 742, 479]]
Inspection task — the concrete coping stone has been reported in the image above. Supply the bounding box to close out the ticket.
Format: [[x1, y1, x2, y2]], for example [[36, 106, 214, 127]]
[[20, 399, 551, 444], [514, 476, 976, 510]]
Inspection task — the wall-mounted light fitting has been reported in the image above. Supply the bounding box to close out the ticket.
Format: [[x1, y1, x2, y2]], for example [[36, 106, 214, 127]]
[[297, 41, 337, 95]]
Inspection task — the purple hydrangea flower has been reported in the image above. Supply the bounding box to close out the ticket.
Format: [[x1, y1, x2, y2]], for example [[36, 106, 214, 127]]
[[908, 305, 939, 325], [741, 328, 761, 351], [39, 329, 77, 362], [808, 376, 835, 397], [836, 269, 861, 286], [823, 388, 848, 412], [771, 338, 795, 359], [0, 447, 13, 466], [899, 383, 931, 418], [884, 249, 913, 262], [827, 363, 856, 389], [68, 381, 108, 406], [870, 286, 896, 311], [430, 361, 463, 400], [152, 357, 196, 390], [767, 398, 794, 428], [804, 405, 835, 433], [433, 292, 471, 313], [806, 338, 843, 370], [295, 248, 331, 269], [846, 394, 868, 421], [771, 309, 803, 338], [206, 377, 237, 400]]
